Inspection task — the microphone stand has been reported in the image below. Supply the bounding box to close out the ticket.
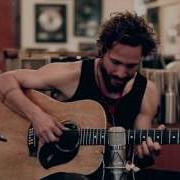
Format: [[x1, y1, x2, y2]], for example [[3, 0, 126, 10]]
[[104, 127, 127, 180]]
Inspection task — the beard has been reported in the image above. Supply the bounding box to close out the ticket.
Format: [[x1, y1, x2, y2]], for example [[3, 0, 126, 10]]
[[100, 63, 134, 93]]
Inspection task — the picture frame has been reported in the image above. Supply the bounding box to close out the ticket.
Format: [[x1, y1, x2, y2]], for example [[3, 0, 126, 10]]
[[74, 0, 102, 37], [35, 4, 67, 43], [147, 7, 160, 37], [160, 3, 180, 56]]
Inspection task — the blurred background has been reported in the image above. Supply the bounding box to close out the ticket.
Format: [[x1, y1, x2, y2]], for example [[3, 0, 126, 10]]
[[1, 0, 180, 171], [1, 0, 180, 124]]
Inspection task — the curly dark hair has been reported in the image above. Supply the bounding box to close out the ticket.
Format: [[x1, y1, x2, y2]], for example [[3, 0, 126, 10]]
[[97, 11, 157, 57]]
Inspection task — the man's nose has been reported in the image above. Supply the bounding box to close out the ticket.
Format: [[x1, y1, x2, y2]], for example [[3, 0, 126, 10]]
[[114, 65, 128, 77]]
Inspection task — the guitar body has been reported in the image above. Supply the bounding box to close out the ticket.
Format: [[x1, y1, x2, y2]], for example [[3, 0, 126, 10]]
[[0, 90, 107, 180]]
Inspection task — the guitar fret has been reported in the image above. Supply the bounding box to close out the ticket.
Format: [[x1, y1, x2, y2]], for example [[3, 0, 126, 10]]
[[169, 130, 171, 144], [129, 131, 134, 144], [107, 130, 110, 145], [127, 130, 130, 144], [82, 129, 85, 145], [33, 128, 36, 147], [178, 129, 180, 144], [93, 129, 95, 145], [91, 129, 94, 145], [155, 130, 160, 143], [148, 130, 152, 142], [80, 129, 82, 145], [140, 129, 142, 144], [89, 129, 91, 145], [171, 130, 178, 144], [134, 130, 136, 145], [86, 129, 88, 145], [91, 129, 93, 145], [98, 129, 101, 145], [87, 129, 89, 145], [83, 129, 85, 145], [102, 129, 106, 145], [80, 129, 82, 144], [97, 129, 100, 145], [99, 129, 102, 145], [103, 129, 105, 144], [160, 130, 163, 144], [98, 129, 100, 144], [153, 129, 155, 142], [98, 129, 99, 144], [95, 129, 98, 145], [101, 129, 103, 145], [141, 130, 146, 142], [92, 129, 95, 145], [163, 130, 167, 144], [93, 129, 96, 145]]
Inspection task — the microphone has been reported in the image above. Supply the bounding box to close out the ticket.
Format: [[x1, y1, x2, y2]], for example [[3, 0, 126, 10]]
[[106, 127, 127, 180]]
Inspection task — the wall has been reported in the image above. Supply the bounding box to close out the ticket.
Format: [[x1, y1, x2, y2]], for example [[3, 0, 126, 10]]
[[0, 0, 14, 72], [21, 0, 134, 51], [136, 0, 180, 56], [0, 0, 14, 51]]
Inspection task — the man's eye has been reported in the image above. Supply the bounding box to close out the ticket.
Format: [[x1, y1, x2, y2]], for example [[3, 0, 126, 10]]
[[111, 60, 119, 65]]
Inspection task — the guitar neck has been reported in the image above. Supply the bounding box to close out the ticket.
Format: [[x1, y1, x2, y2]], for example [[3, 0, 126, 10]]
[[79, 129, 180, 145]]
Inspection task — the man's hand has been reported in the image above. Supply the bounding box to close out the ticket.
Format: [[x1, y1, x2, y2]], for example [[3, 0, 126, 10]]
[[135, 124, 166, 159], [32, 112, 68, 144]]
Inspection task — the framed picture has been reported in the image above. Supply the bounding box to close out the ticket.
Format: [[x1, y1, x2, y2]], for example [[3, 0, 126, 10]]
[[160, 3, 180, 56], [74, 0, 102, 37], [35, 4, 67, 43], [147, 7, 159, 36]]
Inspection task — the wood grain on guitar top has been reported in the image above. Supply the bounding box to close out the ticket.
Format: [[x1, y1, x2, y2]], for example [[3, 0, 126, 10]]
[[0, 90, 107, 180]]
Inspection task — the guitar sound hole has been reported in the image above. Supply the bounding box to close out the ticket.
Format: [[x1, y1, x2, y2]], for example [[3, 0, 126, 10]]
[[38, 121, 80, 169], [58, 122, 79, 152]]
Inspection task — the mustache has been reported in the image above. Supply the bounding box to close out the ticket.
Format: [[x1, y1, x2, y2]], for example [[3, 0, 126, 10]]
[[110, 75, 133, 82]]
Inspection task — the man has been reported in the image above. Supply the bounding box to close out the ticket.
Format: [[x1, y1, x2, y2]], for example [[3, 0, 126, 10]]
[[0, 12, 167, 179]]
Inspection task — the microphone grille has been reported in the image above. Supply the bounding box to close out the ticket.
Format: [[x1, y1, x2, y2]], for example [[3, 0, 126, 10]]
[[108, 127, 126, 146]]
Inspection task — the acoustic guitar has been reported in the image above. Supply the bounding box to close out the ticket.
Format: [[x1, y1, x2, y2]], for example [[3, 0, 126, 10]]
[[0, 90, 179, 180]]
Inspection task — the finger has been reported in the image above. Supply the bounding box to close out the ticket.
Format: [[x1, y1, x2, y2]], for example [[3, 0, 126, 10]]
[[147, 137, 154, 152], [53, 126, 63, 137], [153, 142, 161, 151], [47, 131, 59, 142], [136, 145, 143, 158], [56, 122, 69, 131], [41, 133, 50, 143], [158, 124, 166, 130], [142, 141, 150, 156], [39, 137, 45, 144]]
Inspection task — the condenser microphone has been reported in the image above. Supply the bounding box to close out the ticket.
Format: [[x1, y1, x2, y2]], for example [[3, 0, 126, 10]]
[[106, 126, 127, 180]]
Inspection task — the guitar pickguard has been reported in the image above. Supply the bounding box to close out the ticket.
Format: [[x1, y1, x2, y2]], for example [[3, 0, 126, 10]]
[[38, 122, 80, 169]]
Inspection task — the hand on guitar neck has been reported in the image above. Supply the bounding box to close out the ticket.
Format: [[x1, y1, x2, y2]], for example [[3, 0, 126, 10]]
[[135, 124, 166, 159]]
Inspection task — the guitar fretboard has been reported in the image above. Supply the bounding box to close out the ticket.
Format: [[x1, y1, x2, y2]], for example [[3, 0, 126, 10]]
[[79, 129, 180, 145]]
